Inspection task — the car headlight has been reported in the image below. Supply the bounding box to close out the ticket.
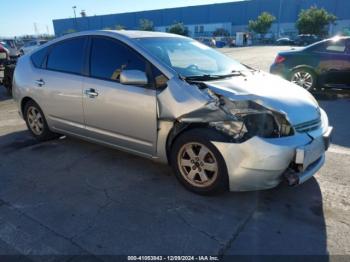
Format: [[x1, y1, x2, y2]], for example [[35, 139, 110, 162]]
[[210, 100, 294, 141]]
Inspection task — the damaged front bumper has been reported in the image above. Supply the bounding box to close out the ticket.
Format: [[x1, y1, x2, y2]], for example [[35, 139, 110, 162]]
[[212, 110, 332, 192], [156, 75, 332, 192]]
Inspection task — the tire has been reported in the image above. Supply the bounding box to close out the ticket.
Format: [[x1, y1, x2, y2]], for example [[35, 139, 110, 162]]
[[290, 68, 317, 91], [24, 100, 59, 141], [170, 128, 229, 195]]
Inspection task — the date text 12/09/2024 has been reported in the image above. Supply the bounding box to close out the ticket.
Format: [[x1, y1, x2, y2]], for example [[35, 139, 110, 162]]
[[127, 256, 220, 261]]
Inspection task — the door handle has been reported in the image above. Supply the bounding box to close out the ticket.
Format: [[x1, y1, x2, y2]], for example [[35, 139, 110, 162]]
[[35, 79, 45, 87], [85, 88, 99, 98]]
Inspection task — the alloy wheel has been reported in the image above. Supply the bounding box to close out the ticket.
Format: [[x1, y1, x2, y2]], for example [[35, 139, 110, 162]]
[[27, 106, 44, 135], [177, 142, 218, 188], [291, 70, 314, 90]]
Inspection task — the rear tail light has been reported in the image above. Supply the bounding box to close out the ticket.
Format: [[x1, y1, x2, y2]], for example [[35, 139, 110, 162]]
[[274, 55, 286, 64]]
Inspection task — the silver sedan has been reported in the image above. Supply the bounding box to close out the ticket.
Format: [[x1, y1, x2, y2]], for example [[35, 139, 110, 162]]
[[13, 30, 332, 194]]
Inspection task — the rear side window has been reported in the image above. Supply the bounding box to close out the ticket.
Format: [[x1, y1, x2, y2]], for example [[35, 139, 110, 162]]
[[325, 41, 346, 53], [31, 47, 48, 68], [314, 40, 346, 53], [90, 37, 146, 81], [47, 37, 86, 75]]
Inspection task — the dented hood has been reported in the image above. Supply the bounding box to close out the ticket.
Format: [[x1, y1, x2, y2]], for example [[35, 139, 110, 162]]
[[204, 71, 321, 125]]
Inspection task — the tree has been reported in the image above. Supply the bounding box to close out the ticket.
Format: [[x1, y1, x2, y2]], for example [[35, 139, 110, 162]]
[[104, 24, 125, 30], [213, 28, 229, 37], [139, 19, 154, 31], [63, 29, 77, 35], [168, 22, 188, 36], [296, 6, 337, 37], [248, 12, 276, 38], [114, 24, 125, 30], [80, 10, 87, 17]]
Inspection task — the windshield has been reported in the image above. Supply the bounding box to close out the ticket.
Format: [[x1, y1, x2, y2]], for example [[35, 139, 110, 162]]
[[24, 41, 36, 47], [0, 42, 10, 50], [137, 37, 247, 77]]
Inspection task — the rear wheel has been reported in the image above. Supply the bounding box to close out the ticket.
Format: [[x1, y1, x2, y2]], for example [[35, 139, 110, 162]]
[[24, 100, 59, 141], [170, 128, 229, 195], [290, 68, 317, 90]]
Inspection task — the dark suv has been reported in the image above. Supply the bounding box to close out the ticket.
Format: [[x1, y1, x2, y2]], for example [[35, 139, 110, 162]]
[[294, 34, 321, 46]]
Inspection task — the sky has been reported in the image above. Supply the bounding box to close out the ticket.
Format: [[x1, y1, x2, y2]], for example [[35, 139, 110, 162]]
[[0, 0, 240, 37]]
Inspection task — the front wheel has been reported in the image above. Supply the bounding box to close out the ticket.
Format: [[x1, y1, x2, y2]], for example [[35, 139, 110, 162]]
[[170, 128, 229, 195], [290, 68, 317, 90]]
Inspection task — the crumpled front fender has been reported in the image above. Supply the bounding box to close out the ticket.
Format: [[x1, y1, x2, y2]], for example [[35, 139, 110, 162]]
[[157, 78, 212, 120]]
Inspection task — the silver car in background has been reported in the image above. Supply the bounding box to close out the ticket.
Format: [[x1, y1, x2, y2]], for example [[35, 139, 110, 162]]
[[20, 39, 48, 55], [0, 39, 20, 58], [13, 30, 332, 194]]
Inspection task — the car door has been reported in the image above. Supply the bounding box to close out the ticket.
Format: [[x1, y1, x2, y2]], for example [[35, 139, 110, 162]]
[[39, 36, 87, 133], [314, 39, 348, 87], [82, 36, 158, 156]]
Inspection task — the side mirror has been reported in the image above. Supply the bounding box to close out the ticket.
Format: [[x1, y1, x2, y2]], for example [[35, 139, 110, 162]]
[[120, 70, 148, 86]]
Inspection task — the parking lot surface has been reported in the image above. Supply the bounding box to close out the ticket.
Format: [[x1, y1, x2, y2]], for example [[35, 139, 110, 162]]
[[0, 46, 349, 259]]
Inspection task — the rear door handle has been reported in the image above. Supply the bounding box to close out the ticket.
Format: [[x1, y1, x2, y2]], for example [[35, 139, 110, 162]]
[[35, 79, 45, 87], [85, 88, 99, 98]]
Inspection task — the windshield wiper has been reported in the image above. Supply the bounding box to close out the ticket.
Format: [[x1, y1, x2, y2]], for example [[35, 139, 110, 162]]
[[184, 71, 243, 82]]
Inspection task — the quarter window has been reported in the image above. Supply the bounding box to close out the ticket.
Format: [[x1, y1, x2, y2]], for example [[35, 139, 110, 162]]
[[314, 40, 346, 53], [152, 66, 168, 89], [31, 47, 48, 68], [325, 41, 346, 53], [90, 37, 146, 82], [47, 38, 86, 74]]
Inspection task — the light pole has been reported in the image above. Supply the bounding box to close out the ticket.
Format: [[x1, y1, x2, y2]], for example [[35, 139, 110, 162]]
[[277, 0, 283, 38], [72, 6, 77, 30]]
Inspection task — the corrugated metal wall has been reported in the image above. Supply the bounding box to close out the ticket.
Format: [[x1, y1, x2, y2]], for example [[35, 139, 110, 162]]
[[53, 0, 350, 36]]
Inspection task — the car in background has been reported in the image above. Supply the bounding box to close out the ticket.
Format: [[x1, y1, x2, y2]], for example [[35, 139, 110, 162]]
[[0, 43, 10, 83], [270, 36, 350, 90], [20, 39, 48, 55], [276, 37, 295, 46], [13, 30, 332, 195], [215, 40, 226, 48], [294, 34, 320, 46], [0, 43, 9, 61], [0, 39, 20, 58], [2, 63, 16, 94], [199, 38, 212, 47]]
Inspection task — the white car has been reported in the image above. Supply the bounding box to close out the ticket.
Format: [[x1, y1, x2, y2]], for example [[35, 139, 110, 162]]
[[0, 43, 9, 82], [20, 40, 48, 55], [0, 39, 20, 58]]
